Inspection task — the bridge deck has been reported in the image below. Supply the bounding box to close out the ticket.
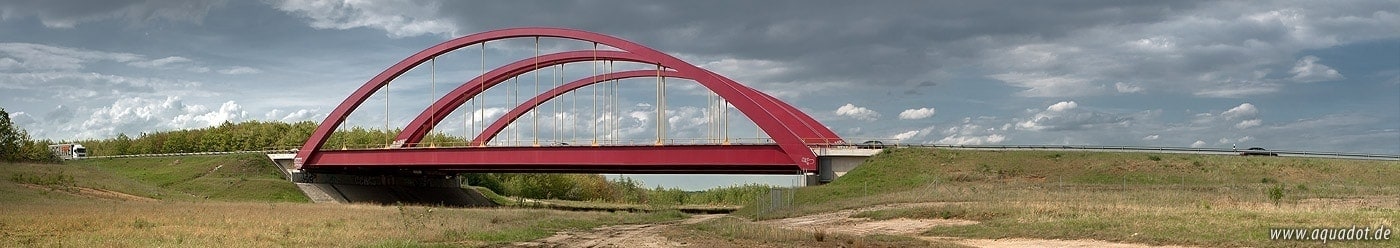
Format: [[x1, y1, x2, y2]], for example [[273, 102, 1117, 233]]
[[301, 144, 811, 174]]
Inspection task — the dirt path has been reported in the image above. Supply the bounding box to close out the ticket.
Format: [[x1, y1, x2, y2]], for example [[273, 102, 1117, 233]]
[[929, 237, 1194, 248], [763, 202, 1191, 248], [518, 203, 1192, 248], [19, 184, 157, 202], [762, 202, 978, 236], [513, 214, 723, 248]]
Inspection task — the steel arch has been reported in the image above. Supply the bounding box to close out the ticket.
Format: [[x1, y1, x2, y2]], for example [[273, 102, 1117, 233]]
[[473, 70, 682, 145], [394, 51, 839, 147], [297, 27, 839, 171]]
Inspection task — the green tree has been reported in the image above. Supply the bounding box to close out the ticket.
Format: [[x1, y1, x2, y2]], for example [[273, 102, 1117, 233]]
[[0, 107, 59, 163], [112, 133, 133, 155], [0, 107, 20, 162]]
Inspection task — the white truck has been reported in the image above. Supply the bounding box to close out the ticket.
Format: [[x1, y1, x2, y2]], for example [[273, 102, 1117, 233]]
[[48, 144, 87, 160]]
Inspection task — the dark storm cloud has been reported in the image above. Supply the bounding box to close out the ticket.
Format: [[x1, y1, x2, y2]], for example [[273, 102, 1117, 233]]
[[430, 1, 1195, 86], [0, 0, 226, 28]]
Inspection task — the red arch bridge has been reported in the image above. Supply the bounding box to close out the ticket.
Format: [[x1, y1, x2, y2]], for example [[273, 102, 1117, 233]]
[[292, 27, 871, 177]]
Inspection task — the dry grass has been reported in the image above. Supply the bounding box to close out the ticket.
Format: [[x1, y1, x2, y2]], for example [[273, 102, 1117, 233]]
[[736, 149, 1400, 248], [0, 200, 683, 247], [663, 216, 970, 248]]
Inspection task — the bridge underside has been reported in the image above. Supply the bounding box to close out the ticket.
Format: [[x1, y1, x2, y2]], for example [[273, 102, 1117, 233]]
[[303, 145, 807, 174]]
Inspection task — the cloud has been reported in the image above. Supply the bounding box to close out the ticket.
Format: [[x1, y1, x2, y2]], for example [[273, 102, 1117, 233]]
[[217, 66, 261, 75], [1047, 101, 1078, 112], [1142, 134, 1160, 141], [128, 56, 191, 68], [171, 100, 247, 128], [1235, 119, 1262, 129], [891, 130, 919, 141], [0, 0, 225, 28], [1221, 103, 1258, 120], [1289, 56, 1344, 83], [834, 103, 879, 121], [989, 72, 1104, 97], [265, 108, 318, 122], [1190, 140, 1208, 148], [0, 42, 141, 71], [76, 96, 246, 139], [935, 118, 1008, 145], [268, 0, 457, 38], [1115, 82, 1143, 93], [897, 107, 936, 120], [1017, 101, 1133, 131]]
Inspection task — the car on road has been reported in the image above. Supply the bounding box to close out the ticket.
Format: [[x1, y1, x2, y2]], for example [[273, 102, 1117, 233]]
[[856, 140, 887, 149], [1240, 147, 1278, 156]]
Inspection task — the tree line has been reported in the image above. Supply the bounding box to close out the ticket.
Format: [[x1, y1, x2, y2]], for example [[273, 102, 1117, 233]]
[[0, 108, 60, 163], [8, 114, 778, 205]]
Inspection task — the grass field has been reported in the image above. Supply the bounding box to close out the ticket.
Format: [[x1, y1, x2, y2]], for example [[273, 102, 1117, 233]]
[[3, 150, 1397, 247], [0, 155, 686, 247], [709, 148, 1399, 247]]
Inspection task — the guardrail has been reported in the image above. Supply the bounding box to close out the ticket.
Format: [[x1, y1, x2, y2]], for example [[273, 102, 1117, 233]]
[[82, 144, 1398, 161], [84, 149, 296, 159], [884, 144, 1398, 161]]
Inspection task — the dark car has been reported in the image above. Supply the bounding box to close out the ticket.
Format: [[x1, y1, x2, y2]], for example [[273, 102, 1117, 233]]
[[856, 140, 887, 149], [1240, 147, 1278, 156]]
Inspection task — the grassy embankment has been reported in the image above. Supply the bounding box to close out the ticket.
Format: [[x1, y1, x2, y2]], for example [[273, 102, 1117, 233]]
[[0, 154, 685, 247], [669, 148, 1398, 248]]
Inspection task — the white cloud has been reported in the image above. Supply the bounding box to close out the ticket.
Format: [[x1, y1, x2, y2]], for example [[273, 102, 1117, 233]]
[[172, 101, 247, 128], [1237, 136, 1254, 143], [978, 2, 1399, 98], [1142, 134, 1160, 141], [938, 133, 1006, 145], [834, 103, 879, 121], [1047, 101, 1078, 112], [897, 107, 936, 120], [1190, 140, 1208, 148], [988, 72, 1104, 97], [269, 0, 458, 38], [1017, 101, 1136, 132], [280, 109, 318, 122], [0, 0, 223, 28], [1289, 56, 1344, 83], [0, 43, 141, 71], [935, 118, 1007, 145], [217, 66, 262, 75], [1221, 103, 1258, 120], [891, 130, 919, 141], [76, 96, 247, 139], [1114, 82, 1143, 93], [128, 56, 192, 68], [1235, 119, 1262, 129]]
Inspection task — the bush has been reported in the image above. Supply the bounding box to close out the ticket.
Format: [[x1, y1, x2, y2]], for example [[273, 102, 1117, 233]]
[[1267, 184, 1285, 206]]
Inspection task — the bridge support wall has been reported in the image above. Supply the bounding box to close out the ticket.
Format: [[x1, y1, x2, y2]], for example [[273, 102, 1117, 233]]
[[268, 154, 495, 207]]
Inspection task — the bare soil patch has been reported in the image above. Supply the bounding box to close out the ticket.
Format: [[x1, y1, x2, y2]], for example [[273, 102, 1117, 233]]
[[765, 202, 1194, 248], [18, 183, 156, 202], [929, 237, 1194, 248], [514, 214, 724, 248], [763, 202, 978, 236]]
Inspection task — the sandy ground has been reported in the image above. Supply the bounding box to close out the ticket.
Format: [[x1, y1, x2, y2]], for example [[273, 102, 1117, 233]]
[[518, 202, 1194, 248], [762, 202, 1191, 248], [513, 214, 723, 248], [931, 237, 1194, 248], [19, 183, 157, 202], [761, 202, 978, 236]]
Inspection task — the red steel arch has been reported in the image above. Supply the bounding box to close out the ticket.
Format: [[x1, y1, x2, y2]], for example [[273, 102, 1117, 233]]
[[393, 50, 659, 146], [475, 70, 842, 146], [297, 27, 840, 171], [474, 70, 682, 145], [397, 52, 840, 147]]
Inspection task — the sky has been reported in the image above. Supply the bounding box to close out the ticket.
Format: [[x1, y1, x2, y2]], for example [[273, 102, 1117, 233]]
[[1, 1, 1397, 190]]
